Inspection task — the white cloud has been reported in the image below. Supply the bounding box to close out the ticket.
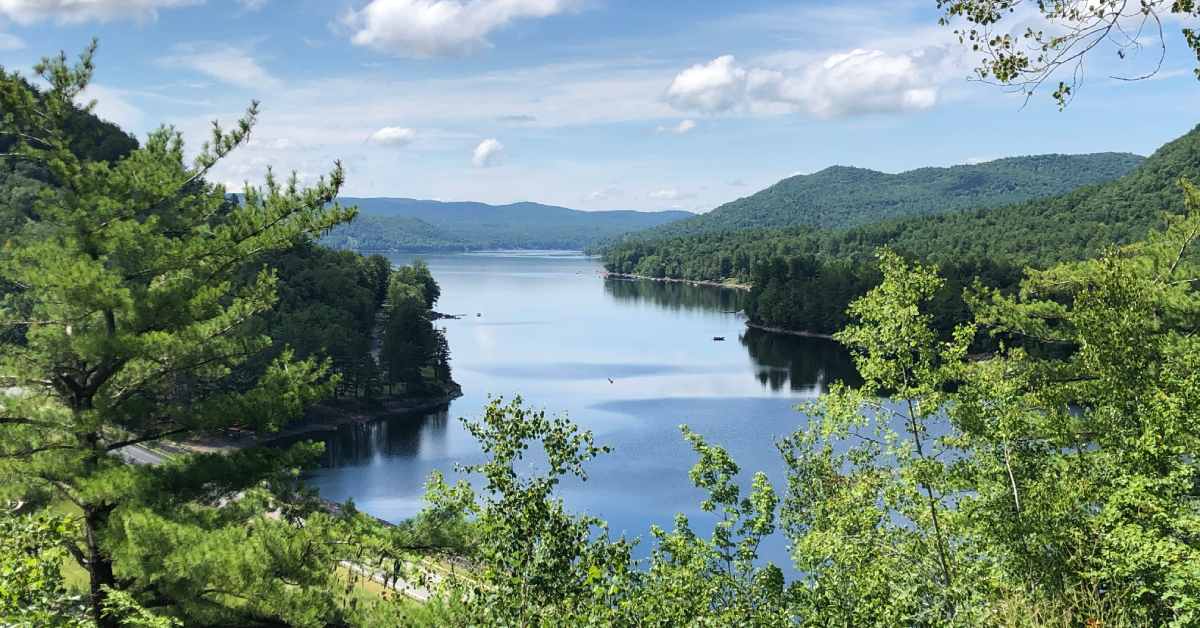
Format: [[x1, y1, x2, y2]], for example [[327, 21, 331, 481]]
[[159, 45, 280, 90], [648, 188, 693, 201], [665, 48, 958, 118], [342, 0, 581, 57], [0, 32, 23, 50], [369, 126, 417, 146], [587, 186, 622, 201], [238, 0, 268, 11], [656, 119, 696, 135], [0, 0, 198, 24], [665, 56, 747, 114], [472, 138, 503, 167]]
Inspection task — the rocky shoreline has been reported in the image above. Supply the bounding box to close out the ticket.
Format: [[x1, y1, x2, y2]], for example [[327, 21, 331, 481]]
[[744, 321, 837, 341], [601, 272, 751, 291]]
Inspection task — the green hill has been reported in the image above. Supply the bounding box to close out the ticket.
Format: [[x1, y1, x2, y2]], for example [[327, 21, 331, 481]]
[[323, 198, 692, 252], [634, 152, 1144, 240], [602, 124, 1200, 338]]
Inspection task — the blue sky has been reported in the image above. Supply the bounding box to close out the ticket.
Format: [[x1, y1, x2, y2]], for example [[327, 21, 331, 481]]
[[0, 0, 1197, 212]]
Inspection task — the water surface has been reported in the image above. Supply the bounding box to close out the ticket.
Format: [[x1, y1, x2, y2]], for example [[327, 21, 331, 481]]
[[304, 251, 856, 566]]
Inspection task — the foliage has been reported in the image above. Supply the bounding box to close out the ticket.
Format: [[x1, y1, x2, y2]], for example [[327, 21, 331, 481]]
[[409, 183, 1200, 625], [0, 513, 89, 626], [624, 152, 1142, 242], [605, 124, 1200, 338], [937, 0, 1200, 105], [0, 44, 369, 626], [381, 260, 451, 393]]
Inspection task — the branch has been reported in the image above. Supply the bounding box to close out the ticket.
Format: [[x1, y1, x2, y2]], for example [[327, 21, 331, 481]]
[[0, 416, 59, 429], [0, 443, 78, 458], [103, 427, 190, 452]]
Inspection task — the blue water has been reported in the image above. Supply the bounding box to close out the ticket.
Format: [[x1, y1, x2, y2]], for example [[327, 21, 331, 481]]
[[303, 251, 856, 567]]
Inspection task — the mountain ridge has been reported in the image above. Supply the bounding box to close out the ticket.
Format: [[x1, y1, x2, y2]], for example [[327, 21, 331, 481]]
[[628, 151, 1146, 240], [322, 197, 692, 252]]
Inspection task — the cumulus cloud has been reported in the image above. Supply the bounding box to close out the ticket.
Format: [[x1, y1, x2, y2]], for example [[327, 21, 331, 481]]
[[0, 0, 198, 24], [342, 0, 581, 57], [159, 45, 280, 90], [0, 32, 23, 50], [656, 119, 696, 135], [665, 49, 956, 118], [369, 126, 417, 146], [472, 138, 503, 167], [665, 56, 749, 113]]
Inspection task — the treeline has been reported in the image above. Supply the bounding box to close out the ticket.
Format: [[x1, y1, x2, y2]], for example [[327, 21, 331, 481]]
[[604, 123, 1200, 337], [252, 243, 451, 402], [635, 152, 1144, 240]]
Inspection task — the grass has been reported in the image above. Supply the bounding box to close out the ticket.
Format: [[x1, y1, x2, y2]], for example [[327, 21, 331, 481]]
[[33, 498, 92, 593]]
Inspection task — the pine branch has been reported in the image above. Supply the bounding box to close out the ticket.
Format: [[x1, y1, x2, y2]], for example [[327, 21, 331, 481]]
[[103, 427, 189, 452]]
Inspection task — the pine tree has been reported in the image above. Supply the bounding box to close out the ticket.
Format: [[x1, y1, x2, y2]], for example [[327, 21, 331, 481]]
[[0, 44, 361, 626]]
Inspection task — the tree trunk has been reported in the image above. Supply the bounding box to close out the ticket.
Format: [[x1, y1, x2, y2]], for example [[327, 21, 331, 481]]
[[84, 504, 119, 628]]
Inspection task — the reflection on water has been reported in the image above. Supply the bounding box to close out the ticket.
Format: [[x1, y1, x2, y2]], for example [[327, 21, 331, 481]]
[[320, 411, 449, 467], [739, 327, 860, 393], [603, 277, 746, 313], [301, 251, 857, 568]]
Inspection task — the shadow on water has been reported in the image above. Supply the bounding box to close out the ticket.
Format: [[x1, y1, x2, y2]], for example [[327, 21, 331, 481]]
[[284, 410, 451, 469], [740, 327, 861, 394], [603, 277, 747, 313]]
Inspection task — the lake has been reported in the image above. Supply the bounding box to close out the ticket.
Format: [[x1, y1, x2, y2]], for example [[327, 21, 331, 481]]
[[302, 251, 857, 567]]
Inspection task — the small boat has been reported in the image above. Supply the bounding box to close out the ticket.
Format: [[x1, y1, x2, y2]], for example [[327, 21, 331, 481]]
[[712, 336, 726, 342]]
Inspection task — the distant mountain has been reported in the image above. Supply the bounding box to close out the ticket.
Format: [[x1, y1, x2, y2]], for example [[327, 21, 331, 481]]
[[631, 152, 1146, 240], [834, 123, 1200, 267], [322, 198, 692, 252], [604, 124, 1200, 284]]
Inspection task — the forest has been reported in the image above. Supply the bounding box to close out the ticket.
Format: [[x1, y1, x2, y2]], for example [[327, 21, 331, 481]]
[[630, 152, 1144, 239], [604, 123, 1200, 337], [4, 0, 1200, 622]]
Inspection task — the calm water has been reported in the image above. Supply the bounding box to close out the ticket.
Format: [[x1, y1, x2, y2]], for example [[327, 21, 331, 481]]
[[303, 251, 856, 566]]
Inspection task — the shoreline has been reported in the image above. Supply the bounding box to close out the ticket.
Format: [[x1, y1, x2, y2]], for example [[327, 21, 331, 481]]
[[744, 321, 838, 341], [602, 271, 751, 291], [176, 382, 463, 454]]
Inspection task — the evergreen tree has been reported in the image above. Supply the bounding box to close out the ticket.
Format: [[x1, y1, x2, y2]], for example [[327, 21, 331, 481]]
[[0, 44, 363, 626]]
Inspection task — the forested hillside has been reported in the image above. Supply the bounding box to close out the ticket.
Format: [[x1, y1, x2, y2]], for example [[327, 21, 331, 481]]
[[6, 20, 1200, 625], [630, 152, 1143, 239], [323, 197, 692, 251], [603, 125, 1199, 337]]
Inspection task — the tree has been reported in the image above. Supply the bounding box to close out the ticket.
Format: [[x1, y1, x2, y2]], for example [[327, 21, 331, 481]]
[[777, 250, 984, 624], [937, 0, 1200, 105], [422, 397, 636, 625], [953, 180, 1200, 624], [0, 43, 362, 626], [393, 259, 440, 308], [0, 513, 90, 626]]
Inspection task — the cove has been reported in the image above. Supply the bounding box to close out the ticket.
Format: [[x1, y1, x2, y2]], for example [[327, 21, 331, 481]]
[[301, 251, 857, 567]]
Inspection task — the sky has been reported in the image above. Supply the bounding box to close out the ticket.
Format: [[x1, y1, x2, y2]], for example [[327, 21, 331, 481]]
[[0, 0, 1197, 213]]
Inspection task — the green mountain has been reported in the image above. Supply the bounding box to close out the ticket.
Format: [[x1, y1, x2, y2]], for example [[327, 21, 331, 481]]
[[603, 124, 1200, 338], [843, 124, 1200, 267], [322, 198, 692, 252], [633, 152, 1145, 240]]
